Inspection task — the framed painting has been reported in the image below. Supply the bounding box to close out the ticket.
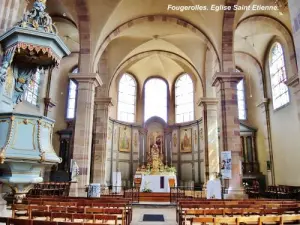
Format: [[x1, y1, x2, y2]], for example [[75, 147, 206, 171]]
[[180, 128, 192, 153], [119, 126, 131, 152]]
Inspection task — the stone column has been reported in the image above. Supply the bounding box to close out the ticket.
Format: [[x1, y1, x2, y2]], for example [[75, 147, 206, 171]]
[[92, 97, 113, 186], [212, 72, 246, 199], [198, 98, 219, 182], [68, 73, 102, 197]]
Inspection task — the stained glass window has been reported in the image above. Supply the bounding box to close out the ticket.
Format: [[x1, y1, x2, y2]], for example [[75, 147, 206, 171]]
[[236, 68, 246, 120], [144, 78, 167, 122], [66, 67, 79, 119], [24, 69, 41, 105], [117, 73, 136, 123], [175, 74, 194, 123], [269, 42, 289, 109]]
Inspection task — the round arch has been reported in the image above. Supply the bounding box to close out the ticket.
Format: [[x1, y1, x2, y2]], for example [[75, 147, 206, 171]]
[[92, 15, 221, 73], [108, 50, 204, 97], [236, 15, 297, 76]]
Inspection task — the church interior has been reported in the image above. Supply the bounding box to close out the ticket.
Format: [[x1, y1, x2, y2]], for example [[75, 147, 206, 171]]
[[1, 0, 300, 224]]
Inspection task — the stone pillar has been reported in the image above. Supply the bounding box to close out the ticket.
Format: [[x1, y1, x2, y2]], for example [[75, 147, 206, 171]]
[[198, 98, 219, 182], [212, 72, 246, 199], [68, 73, 102, 197], [92, 97, 113, 186]]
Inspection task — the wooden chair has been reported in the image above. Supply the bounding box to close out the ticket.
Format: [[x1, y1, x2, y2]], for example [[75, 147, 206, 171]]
[[191, 217, 214, 225], [32, 221, 57, 225], [258, 216, 282, 225], [214, 217, 237, 225], [7, 218, 33, 225], [12, 204, 30, 219], [71, 213, 94, 223], [50, 212, 73, 222], [237, 216, 260, 225], [93, 214, 118, 225]]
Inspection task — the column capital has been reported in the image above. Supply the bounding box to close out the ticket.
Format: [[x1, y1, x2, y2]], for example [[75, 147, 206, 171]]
[[256, 98, 270, 107], [197, 97, 218, 106], [212, 72, 244, 87], [69, 73, 103, 87], [94, 97, 113, 106]]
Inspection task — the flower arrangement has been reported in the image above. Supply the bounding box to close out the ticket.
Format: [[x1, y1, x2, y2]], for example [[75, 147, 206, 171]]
[[142, 181, 152, 193], [165, 166, 177, 173]]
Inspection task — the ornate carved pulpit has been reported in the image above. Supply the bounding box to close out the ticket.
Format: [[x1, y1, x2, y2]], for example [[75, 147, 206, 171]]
[[0, 0, 70, 200]]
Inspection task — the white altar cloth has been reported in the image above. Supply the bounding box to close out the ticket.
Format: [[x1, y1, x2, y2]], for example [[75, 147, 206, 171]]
[[139, 175, 177, 193]]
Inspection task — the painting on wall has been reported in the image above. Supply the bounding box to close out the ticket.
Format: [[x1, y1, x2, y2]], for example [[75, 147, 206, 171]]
[[180, 128, 192, 153], [119, 126, 131, 152]]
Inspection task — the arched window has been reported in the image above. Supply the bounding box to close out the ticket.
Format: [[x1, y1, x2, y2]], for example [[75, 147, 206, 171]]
[[117, 73, 137, 123], [24, 68, 42, 105], [66, 67, 79, 119], [269, 42, 289, 109], [175, 74, 194, 123], [144, 78, 167, 122], [236, 68, 246, 120]]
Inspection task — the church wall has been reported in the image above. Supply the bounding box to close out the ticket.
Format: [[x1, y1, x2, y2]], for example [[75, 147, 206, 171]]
[[264, 39, 300, 185], [245, 74, 267, 176], [235, 62, 268, 178], [105, 119, 141, 187]]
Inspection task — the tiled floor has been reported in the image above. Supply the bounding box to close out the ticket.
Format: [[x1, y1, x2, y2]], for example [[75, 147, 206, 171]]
[[131, 205, 177, 225]]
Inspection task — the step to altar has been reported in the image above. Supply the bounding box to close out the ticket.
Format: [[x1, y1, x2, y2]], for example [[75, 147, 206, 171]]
[[138, 192, 171, 202]]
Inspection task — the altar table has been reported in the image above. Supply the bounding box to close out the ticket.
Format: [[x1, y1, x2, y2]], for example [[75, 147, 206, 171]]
[[139, 175, 177, 193]]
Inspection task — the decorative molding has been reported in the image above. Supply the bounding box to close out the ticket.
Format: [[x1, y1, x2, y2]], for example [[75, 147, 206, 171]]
[[256, 98, 270, 107], [285, 75, 299, 88], [197, 97, 218, 106], [69, 73, 103, 87], [94, 97, 113, 106], [212, 72, 244, 86]]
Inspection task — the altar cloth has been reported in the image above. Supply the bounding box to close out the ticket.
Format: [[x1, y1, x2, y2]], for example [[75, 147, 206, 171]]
[[139, 175, 177, 193]]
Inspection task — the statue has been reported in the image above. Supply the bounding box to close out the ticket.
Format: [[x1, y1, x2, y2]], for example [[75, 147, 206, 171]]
[[0, 61, 9, 85], [150, 144, 163, 174]]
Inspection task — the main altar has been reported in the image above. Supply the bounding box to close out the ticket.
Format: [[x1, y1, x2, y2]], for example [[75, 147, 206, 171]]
[[134, 144, 177, 193]]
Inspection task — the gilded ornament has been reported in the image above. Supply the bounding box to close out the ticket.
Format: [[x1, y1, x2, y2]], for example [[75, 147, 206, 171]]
[[10, 116, 15, 121], [23, 119, 28, 125], [40, 152, 46, 162], [0, 151, 5, 164], [17, 77, 25, 84], [5, 66, 14, 95]]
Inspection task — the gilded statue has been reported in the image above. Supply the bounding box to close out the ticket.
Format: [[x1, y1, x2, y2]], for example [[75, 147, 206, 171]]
[[150, 144, 163, 174]]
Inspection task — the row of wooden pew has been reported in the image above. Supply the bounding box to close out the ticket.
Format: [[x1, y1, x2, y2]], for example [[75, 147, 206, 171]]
[[189, 214, 300, 225], [7, 196, 132, 225], [177, 199, 300, 225]]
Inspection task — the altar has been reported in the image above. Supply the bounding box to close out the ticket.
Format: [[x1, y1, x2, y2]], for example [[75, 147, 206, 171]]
[[139, 175, 177, 193]]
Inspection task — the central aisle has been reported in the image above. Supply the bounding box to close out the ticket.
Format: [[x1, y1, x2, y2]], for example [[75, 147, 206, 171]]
[[131, 205, 177, 225]]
